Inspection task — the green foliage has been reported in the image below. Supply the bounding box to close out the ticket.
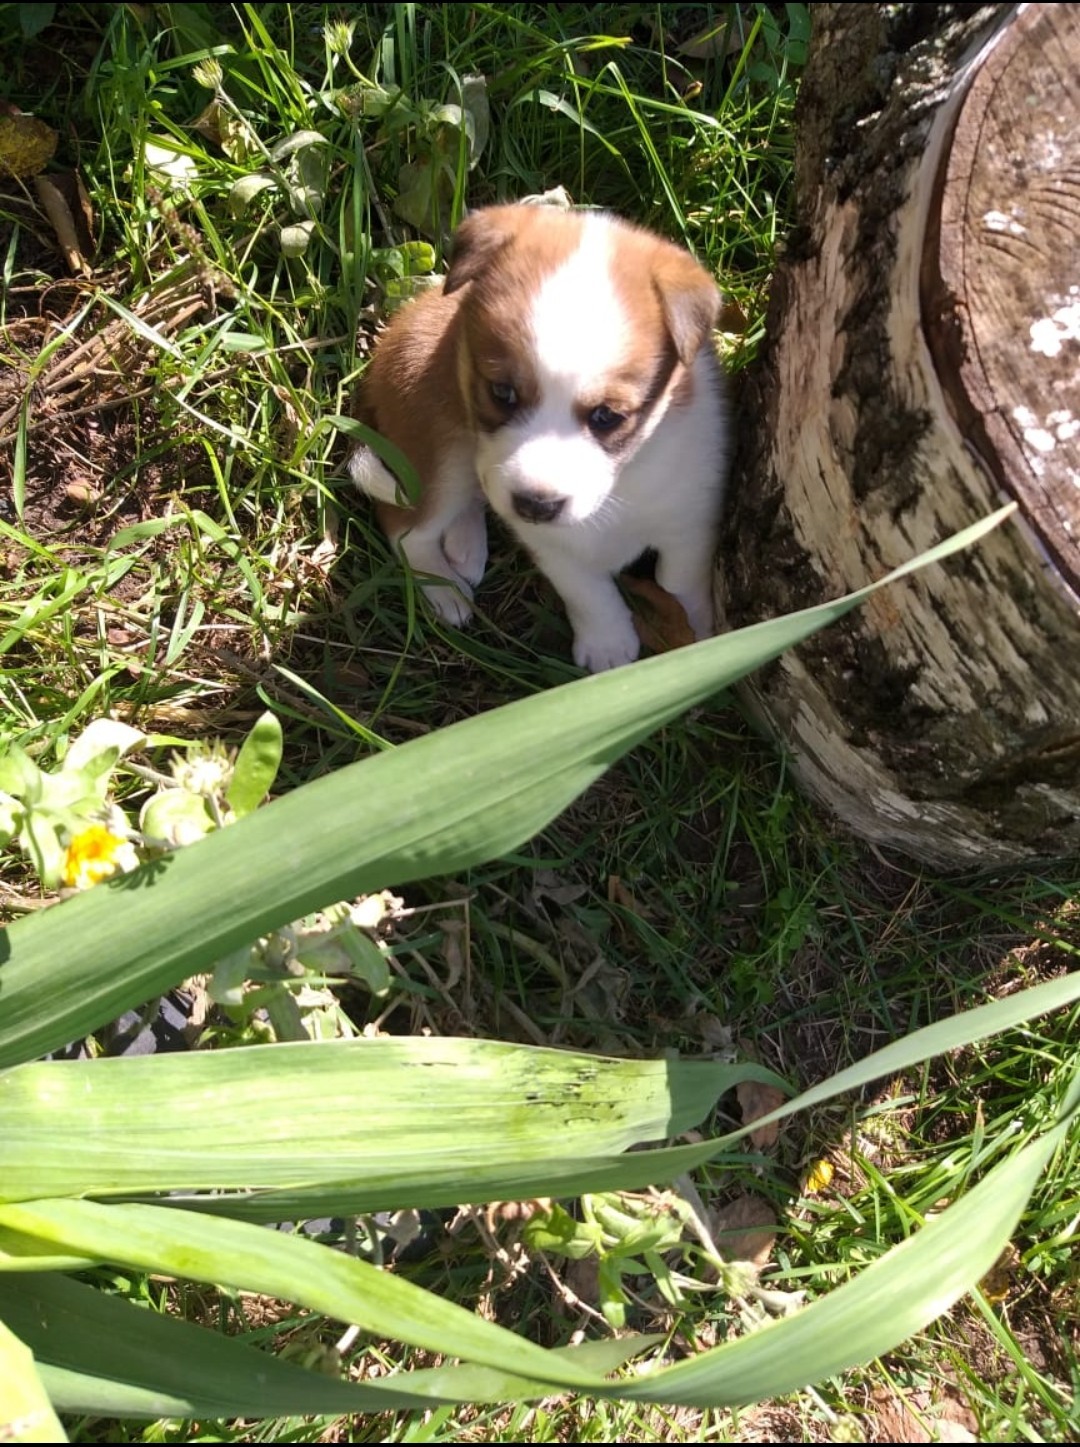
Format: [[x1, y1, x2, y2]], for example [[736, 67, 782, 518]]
[[6, 505, 1077, 1431], [0, 509, 1013, 1068], [1, 3, 1077, 1440], [0, 720, 145, 888], [523, 1192, 725, 1330]]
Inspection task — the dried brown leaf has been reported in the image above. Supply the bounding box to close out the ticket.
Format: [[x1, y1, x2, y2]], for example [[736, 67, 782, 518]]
[[737, 1077, 785, 1149], [606, 874, 653, 923], [607, 874, 635, 911], [979, 1240, 1019, 1302], [712, 1192, 776, 1266], [65, 480, 102, 505], [437, 918, 466, 992], [935, 1425, 977, 1444], [530, 868, 589, 908], [191, 98, 254, 162], [868, 1386, 979, 1445], [34, 173, 91, 275], [694, 1013, 734, 1054], [870, 1389, 932, 1444], [566, 952, 630, 1028], [717, 296, 749, 334]]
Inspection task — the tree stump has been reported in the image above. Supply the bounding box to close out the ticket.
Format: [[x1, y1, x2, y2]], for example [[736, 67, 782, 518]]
[[721, 3, 1080, 869]]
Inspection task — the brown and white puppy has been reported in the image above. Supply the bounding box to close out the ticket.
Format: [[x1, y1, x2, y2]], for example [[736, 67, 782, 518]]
[[349, 204, 727, 672]]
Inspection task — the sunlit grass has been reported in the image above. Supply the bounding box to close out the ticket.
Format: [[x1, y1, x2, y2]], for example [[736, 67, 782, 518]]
[[1, 2, 1077, 1441]]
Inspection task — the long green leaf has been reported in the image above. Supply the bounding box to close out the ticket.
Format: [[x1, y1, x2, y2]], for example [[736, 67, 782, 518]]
[[0, 505, 1015, 1067], [176, 966, 1077, 1227], [0, 1040, 765, 1204], [2, 1274, 648, 1418], [708, 965, 1080, 1149], [144, 966, 1080, 1220], [4, 1109, 1073, 1413], [0, 1200, 607, 1389], [3, 907, 1072, 1415], [3, 962, 1077, 1223]]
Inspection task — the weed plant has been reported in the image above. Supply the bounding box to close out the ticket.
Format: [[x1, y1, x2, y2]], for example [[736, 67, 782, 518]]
[[0, 4, 1077, 1442]]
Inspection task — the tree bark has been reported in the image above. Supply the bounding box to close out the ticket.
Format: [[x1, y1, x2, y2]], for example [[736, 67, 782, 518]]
[[720, 2, 1080, 869]]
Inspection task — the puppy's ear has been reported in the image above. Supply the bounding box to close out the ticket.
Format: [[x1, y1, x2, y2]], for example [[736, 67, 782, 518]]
[[652, 252, 722, 366], [444, 208, 518, 294]]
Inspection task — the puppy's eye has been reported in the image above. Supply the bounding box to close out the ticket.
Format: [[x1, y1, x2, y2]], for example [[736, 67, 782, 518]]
[[588, 404, 624, 433], [490, 381, 518, 408]]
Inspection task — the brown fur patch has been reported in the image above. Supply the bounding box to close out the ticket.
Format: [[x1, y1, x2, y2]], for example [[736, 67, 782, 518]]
[[354, 286, 469, 533], [446, 204, 586, 301], [607, 222, 721, 365]]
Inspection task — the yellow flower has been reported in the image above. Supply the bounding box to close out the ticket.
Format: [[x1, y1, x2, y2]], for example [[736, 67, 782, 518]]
[[62, 825, 140, 890], [980, 1242, 1019, 1303], [804, 1158, 835, 1195]]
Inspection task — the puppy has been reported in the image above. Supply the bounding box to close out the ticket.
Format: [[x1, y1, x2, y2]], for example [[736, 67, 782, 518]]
[[349, 204, 727, 672]]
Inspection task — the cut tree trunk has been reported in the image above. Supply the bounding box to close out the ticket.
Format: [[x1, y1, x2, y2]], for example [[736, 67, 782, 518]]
[[720, 2, 1080, 869]]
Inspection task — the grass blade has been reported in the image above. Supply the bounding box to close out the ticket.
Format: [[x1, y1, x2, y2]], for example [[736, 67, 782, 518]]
[[616, 1111, 1074, 1406]]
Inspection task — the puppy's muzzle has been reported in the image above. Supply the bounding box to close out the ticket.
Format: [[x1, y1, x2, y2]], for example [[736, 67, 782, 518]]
[[511, 491, 567, 524]]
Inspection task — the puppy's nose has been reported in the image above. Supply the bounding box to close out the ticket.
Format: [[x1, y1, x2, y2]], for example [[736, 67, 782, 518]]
[[511, 491, 567, 524]]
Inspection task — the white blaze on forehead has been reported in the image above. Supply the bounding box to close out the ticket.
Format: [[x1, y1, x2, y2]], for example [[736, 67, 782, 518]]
[[527, 217, 630, 384]]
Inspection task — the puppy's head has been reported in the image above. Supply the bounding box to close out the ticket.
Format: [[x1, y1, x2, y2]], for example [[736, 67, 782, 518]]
[[445, 206, 720, 528]]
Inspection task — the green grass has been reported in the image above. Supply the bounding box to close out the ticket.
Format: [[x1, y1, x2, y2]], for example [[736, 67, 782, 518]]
[[1, 2, 1078, 1442]]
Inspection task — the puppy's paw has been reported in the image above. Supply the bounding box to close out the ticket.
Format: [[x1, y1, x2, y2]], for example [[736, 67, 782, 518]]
[[422, 579, 474, 628], [572, 614, 641, 673], [443, 508, 488, 589]]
